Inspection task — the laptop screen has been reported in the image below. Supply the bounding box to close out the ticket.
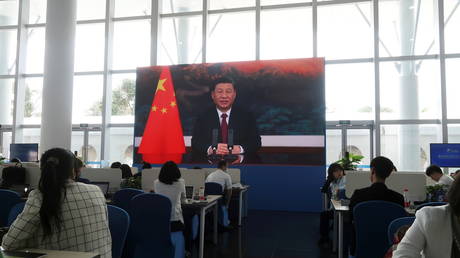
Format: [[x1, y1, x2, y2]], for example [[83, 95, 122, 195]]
[[185, 186, 194, 199], [91, 182, 110, 195]]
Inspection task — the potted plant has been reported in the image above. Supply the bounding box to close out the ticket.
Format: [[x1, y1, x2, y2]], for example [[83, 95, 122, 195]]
[[0, 153, 5, 165], [335, 151, 364, 170], [426, 184, 448, 202], [120, 176, 142, 189]]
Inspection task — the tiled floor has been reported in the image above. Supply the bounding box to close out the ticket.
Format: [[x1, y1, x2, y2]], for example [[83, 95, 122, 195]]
[[201, 210, 336, 258]]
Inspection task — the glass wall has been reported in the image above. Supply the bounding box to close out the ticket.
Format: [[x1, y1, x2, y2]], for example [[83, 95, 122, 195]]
[[1, 0, 458, 170]]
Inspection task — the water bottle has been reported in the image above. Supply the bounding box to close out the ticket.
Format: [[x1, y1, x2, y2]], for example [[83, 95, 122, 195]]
[[403, 188, 409, 208], [199, 186, 205, 201]]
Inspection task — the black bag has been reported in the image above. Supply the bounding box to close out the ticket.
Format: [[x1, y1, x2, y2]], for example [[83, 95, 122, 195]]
[[1, 163, 26, 187]]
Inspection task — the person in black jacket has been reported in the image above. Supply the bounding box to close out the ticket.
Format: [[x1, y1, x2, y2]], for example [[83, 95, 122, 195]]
[[191, 77, 261, 163]]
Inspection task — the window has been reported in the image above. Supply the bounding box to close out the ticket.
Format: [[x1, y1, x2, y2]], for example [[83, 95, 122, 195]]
[[325, 62, 374, 120], [379, 0, 437, 57], [161, 0, 202, 13], [0, 0, 18, 26], [445, 0, 460, 54], [210, 0, 254, 10], [74, 23, 105, 72], [317, 2, 373, 59], [28, 0, 47, 24], [326, 129, 342, 165], [114, 0, 151, 17], [77, 0, 106, 21], [1, 132, 13, 159], [0, 29, 17, 75], [446, 58, 460, 119], [207, 12, 255, 62], [111, 73, 136, 123], [72, 75, 104, 124], [109, 127, 134, 164], [23, 77, 43, 124], [379, 59, 441, 120], [261, 0, 310, 6], [260, 7, 313, 60], [0, 79, 15, 124], [25, 27, 46, 74], [112, 20, 151, 70], [158, 15, 202, 65]]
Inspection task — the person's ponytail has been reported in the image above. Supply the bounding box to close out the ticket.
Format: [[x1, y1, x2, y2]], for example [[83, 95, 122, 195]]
[[38, 148, 74, 237]]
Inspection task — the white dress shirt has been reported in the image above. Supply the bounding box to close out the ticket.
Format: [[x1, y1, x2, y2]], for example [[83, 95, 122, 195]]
[[154, 178, 186, 222], [206, 169, 232, 190], [2, 182, 112, 258], [438, 174, 454, 187]]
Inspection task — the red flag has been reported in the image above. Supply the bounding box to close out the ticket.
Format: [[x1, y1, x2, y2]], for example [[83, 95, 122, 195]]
[[138, 67, 185, 164]]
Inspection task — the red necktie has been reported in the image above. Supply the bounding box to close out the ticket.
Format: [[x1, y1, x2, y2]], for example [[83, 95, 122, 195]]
[[221, 113, 228, 143]]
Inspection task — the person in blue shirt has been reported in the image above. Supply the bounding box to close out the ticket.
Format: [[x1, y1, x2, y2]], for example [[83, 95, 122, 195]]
[[318, 163, 346, 246]]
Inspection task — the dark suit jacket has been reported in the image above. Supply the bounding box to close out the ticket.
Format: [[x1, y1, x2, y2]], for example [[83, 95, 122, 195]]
[[191, 106, 261, 162], [349, 182, 405, 218]]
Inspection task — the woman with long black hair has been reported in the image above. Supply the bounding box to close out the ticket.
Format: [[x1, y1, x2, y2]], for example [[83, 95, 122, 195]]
[[1, 148, 111, 257]]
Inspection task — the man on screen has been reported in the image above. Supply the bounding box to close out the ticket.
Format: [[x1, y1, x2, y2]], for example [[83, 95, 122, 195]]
[[191, 77, 261, 163]]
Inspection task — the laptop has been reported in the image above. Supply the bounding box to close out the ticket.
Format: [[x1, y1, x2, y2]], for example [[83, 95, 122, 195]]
[[90, 181, 110, 197], [185, 186, 194, 199]]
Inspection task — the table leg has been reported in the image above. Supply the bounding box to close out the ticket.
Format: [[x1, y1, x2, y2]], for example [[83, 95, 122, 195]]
[[199, 207, 205, 258], [213, 203, 218, 244], [338, 211, 344, 258], [333, 211, 337, 252], [238, 191, 243, 226]]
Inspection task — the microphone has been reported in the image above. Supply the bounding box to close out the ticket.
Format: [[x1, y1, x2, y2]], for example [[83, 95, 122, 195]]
[[212, 129, 218, 153], [227, 129, 234, 154]]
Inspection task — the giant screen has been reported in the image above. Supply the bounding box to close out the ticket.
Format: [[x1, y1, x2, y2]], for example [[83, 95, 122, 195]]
[[134, 58, 325, 165]]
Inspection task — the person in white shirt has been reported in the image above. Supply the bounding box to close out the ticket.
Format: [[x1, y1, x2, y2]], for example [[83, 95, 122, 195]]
[[393, 177, 460, 258], [425, 164, 454, 188], [206, 160, 232, 208], [1, 148, 111, 257]]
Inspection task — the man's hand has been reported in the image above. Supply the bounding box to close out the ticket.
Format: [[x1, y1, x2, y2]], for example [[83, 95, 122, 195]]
[[232, 145, 242, 154], [216, 143, 229, 155]]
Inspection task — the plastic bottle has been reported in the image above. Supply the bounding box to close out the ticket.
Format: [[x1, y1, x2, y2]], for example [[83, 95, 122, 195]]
[[403, 188, 409, 208], [199, 186, 205, 201]]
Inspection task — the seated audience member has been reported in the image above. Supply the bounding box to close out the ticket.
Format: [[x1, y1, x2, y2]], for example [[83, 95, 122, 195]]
[[142, 161, 152, 169], [154, 161, 193, 253], [393, 177, 460, 258], [425, 164, 454, 188], [206, 160, 232, 228], [110, 161, 122, 169], [74, 157, 90, 184], [385, 224, 411, 258], [348, 156, 404, 255], [318, 163, 346, 246], [0, 159, 27, 196], [120, 164, 132, 179], [10, 157, 22, 164], [1, 148, 111, 257]]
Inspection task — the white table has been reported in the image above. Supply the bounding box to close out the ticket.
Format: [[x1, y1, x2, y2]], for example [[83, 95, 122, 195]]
[[331, 199, 349, 258], [233, 185, 249, 226], [19, 249, 99, 258], [182, 195, 221, 258]]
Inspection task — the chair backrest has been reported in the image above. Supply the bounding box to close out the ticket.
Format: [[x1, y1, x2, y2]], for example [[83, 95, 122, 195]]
[[415, 201, 447, 211], [112, 188, 144, 213], [7, 201, 26, 226], [387, 216, 415, 246], [353, 201, 407, 258], [205, 182, 223, 195], [107, 205, 130, 258], [125, 193, 174, 258], [0, 189, 21, 227]]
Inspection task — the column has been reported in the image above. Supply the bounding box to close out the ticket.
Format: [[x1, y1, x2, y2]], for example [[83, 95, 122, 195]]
[[40, 0, 77, 152]]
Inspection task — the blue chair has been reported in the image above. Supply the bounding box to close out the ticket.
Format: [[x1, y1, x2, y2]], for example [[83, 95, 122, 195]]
[[387, 216, 415, 246], [7, 201, 25, 226], [125, 193, 184, 258], [205, 182, 229, 227], [112, 188, 144, 213], [0, 189, 21, 227], [107, 205, 130, 258], [353, 201, 407, 258], [415, 201, 447, 211]]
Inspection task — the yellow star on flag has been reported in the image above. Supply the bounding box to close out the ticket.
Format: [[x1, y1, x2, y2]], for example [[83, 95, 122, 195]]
[[156, 79, 167, 92], [152, 105, 157, 112], [170, 101, 176, 107], [161, 107, 168, 114]]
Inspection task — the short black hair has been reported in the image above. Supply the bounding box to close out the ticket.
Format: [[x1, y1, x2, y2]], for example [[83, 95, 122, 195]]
[[211, 77, 235, 92], [370, 156, 394, 179], [142, 161, 152, 169], [10, 157, 21, 163], [425, 165, 443, 176], [448, 177, 460, 216], [110, 161, 122, 168], [217, 160, 228, 170], [120, 164, 132, 179], [159, 161, 181, 185]]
